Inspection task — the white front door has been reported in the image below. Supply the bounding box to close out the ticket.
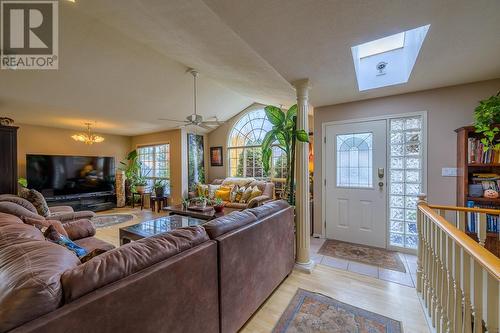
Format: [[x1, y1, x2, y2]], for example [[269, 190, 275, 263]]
[[324, 120, 387, 248]]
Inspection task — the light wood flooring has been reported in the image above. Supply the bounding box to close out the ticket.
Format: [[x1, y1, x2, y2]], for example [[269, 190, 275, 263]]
[[94, 207, 429, 333]]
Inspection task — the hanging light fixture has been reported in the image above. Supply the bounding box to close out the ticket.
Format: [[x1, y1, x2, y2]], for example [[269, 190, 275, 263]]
[[71, 122, 104, 144]]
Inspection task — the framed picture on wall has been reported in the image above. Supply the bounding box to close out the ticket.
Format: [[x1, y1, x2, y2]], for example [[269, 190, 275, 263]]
[[210, 146, 223, 166]]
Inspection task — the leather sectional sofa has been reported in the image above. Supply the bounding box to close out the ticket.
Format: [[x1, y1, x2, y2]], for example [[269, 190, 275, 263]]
[[0, 200, 294, 333]]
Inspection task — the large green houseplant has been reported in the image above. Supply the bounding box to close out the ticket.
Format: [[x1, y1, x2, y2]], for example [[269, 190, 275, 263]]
[[261, 104, 309, 205], [474, 91, 500, 151]]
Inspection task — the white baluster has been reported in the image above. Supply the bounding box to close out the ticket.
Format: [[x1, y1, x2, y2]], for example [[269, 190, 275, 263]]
[[462, 250, 472, 333], [453, 242, 464, 333], [446, 234, 454, 333], [456, 211, 466, 232], [477, 213, 487, 247], [472, 261, 483, 333], [483, 272, 499, 333]]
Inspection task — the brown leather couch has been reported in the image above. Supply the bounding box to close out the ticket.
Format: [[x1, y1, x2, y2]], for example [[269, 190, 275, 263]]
[[1, 200, 294, 333], [204, 200, 295, 333], [1, 213, 219, 333]]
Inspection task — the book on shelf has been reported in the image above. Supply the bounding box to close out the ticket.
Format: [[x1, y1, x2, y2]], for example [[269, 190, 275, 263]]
[[470, 173, 500, 192], [466, 200, 499, 233], [467, 137, 500, 164]]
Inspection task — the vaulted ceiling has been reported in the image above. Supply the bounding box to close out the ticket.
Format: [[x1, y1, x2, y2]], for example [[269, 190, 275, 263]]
[[1, 0, 499, 135]]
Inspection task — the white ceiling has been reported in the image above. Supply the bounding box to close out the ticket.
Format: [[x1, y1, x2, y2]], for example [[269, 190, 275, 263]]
[[1, 0, 499, 134], [203, 0, 500, 106]]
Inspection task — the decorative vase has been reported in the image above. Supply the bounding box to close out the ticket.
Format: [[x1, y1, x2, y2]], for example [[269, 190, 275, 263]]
[[214, 205, 224, 213], [155, 187, 165, 198], [115, 170, 125, 207]]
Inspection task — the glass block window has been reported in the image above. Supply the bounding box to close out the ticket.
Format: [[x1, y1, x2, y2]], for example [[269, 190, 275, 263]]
[[137, 144, 170, 192], [336, 133, 373, 188], [389, 116, 423, 249], [227, 108, 284, 180]]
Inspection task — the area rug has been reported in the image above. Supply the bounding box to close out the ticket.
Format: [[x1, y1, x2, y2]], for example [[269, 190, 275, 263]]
[[273, 289, 403, 333], [318, 239, 406, 273], [91, 214, 135, 228]]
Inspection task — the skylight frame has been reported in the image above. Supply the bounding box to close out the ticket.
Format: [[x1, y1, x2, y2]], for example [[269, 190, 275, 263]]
[[357, 32, 406, 59]]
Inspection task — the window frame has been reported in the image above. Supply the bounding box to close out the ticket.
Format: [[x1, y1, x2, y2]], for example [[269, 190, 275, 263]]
[[136, 143, 171, 191]]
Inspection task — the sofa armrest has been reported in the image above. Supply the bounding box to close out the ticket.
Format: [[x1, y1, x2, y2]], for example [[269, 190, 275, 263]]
[[63, 219, 96, 240], [247, 195, 272, 208], [48, 206, 74, 214], [49, 210, 96, 223]]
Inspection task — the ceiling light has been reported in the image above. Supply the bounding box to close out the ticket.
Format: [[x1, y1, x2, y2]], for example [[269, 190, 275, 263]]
[[71, 122, 104, 144]]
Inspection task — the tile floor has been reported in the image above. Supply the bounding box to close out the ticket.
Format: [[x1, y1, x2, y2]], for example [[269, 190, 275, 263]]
[[311, 237, 418, 288]]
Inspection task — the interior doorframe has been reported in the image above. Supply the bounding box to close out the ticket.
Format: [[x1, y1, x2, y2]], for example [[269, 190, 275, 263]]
[[321, 111, 428, 253]]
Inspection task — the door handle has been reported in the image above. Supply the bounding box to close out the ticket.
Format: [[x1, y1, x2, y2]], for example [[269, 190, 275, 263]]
[[378, 168, 384, 179]]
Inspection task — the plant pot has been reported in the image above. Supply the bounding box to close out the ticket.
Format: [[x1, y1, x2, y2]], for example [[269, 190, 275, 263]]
[[155, 187, 165, 198], [214, 205, 224, 213], [136, 185, 146, 194], [194, 200, 206, 209]]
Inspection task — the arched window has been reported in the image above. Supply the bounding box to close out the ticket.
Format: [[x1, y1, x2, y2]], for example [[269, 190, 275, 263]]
[[227, 108, 287, 180]]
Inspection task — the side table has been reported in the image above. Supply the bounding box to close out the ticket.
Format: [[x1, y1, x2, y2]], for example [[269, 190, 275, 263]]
[[150, 196, 169, 213]]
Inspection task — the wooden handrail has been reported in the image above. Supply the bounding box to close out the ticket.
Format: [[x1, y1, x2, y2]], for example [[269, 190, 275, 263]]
[[428, 204, 500, 215], [419, 203, 500, 280]]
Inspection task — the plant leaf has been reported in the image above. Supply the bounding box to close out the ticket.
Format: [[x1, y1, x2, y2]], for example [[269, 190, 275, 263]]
[[261, 129, 276, 151], [295, 129, 310, 143], [262, 148, 272, 174], [264, 105, 285, 126], [286, 104, 298, 122]]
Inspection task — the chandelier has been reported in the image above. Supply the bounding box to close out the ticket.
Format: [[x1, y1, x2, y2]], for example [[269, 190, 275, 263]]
[[71, 122, 104, 144]]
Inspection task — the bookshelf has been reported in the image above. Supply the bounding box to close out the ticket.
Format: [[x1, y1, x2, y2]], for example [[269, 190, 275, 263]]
[[456, 126, 499, 256]]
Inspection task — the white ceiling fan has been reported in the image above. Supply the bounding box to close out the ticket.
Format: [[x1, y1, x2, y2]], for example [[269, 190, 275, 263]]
[[159, 69, 223, 130]]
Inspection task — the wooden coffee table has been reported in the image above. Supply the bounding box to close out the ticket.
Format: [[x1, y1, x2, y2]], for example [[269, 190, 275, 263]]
[[163, 204, 238, 221], [119, 215, 206, 245]]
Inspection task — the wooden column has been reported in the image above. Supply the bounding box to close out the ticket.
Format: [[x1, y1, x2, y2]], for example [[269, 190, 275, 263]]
[[292, 79, 314, 273]]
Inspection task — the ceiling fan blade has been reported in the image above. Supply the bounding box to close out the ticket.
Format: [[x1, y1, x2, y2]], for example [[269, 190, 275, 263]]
[[158, 118, 190, 123], [202, 121, 224, 126], [197, 123, 213, 130]]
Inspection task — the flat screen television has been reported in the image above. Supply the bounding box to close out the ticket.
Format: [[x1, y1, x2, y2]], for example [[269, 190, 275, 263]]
[[26, 154, 115, 197]]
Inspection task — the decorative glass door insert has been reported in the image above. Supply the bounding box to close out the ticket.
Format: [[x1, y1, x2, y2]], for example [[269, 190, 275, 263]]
[[336, 133, 373, 188], [388, 116, 423, 249]]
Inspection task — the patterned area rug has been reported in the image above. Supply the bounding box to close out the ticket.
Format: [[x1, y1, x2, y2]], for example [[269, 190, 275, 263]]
[[273, 289, 403, 333], [318, 239, 406, 273], [92, 214, 135, 228]]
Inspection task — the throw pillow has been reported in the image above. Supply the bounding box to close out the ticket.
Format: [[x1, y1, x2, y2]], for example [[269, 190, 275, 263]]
[[44, 225, 88, 258], [215, 186, 232, 201], [240, 186, 254, 203], [207, 184, 221, 200], [22, 216, 68, 237], [80, 248, 108, 263], [26, 189, 50, 217], [229, 185, 239, 202], [248, 186, 263, 202], [234, 186, 245, 202], [196, 184, 208, 197]]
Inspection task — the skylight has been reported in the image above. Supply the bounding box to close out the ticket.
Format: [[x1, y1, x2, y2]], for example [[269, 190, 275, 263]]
[[357, 32, 405, 58], [351, 25, 430, 91]]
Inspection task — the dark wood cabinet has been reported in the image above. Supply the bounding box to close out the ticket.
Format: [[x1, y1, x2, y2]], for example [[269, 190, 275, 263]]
[[0, 125, 18, 194]]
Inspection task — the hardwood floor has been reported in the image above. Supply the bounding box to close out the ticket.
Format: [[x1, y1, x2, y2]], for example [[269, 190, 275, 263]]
[[94, 207, 429, 333]]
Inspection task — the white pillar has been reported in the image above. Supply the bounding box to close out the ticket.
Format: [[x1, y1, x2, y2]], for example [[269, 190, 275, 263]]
[[293, 79, 314, 273]]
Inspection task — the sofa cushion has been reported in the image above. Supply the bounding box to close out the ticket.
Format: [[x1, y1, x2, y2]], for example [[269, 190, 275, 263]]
[[25, 189, 50, 217], [248, 200, 290, 219], [0, 194, 38, 214], [0, 213, 45, 250], [0, 201, 43, 220], [221, 177, 255, 187], [49, 210, 96, 222], [63, 219, 96, 240], [203, 210, 257, 239], [73, 236, 115, 252], [61, 226, 209, 302], [240, 186, 253, 203], [0, 239, 80, 332], [224, 202, 247, 209], [48, 205, 75, 214], [22, 216, 68, 237]]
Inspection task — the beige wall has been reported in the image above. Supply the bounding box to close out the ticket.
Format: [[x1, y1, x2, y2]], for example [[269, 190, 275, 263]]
[[17, 124, 131, 178], [207, 103, 314, 182], [313, 79, 500, 236], [131, 129, 184, 204]]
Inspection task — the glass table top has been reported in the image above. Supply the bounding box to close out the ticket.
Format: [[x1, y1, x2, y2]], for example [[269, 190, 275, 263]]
[[121, 215, 206, 237]]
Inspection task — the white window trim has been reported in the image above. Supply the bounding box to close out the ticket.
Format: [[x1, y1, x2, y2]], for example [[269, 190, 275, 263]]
[[320, 111, 427, 254], [136, 142, 171, 185]]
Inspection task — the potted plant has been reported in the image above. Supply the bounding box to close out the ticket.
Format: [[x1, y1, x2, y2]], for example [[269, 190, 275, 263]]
[[182, 197, 190, 209], [153, 179, 166, 197], [212, 197, 224, 212], [192, 195, 207, 209], [474, 91, 500, 151], [18, 177, 27, 188], [261, 104, 309, 205], [119, 150, 142, 196], [134, 177, 148, 194]]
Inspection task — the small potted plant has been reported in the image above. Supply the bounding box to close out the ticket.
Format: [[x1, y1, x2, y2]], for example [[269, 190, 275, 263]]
[[134, 177, 148, 194], [474, 91, 500, 151], [212, 197, 224, 213], [153, 179, 166, 197], [182, 197, 190, 209], [192, 195, 207, 209]]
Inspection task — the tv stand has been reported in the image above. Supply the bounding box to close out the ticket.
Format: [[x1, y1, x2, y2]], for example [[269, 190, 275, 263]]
[[45, 192, 116, 212]]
